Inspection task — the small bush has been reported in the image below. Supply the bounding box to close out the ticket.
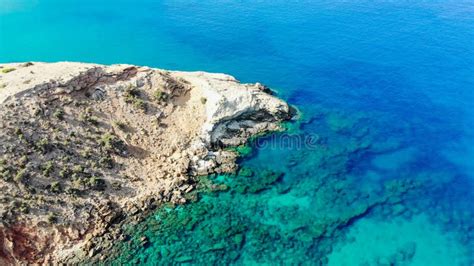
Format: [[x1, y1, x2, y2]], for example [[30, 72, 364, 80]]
[[19, 202, 29, 214], [89, 176, 106, 191], [72, 165, 84, 174], [200, 97, 207, 104], [113, 120, 127, 131], [14, 127, 23, 136], [80, 113, 99, 126], [124, 85, 140, 99], [18, 156, 28, 167], [14, 168, 28, 183], [132, 98, 147, 111], [80, 108, 100, 126], [0, 166, 13, 181], [42, 161, 54, 176], [100, 133, 126, 154], [47, 212, 58, 224], [59, 167, 70, 179], [154, 90, 163, 101], [124, 86, 147, 111], [53, 109, 65, 120], [65, 187, 81, 196], [99, 156, 114, 169], [50, 181, 61, 193], [80, 148, 93, 159], [36, 138, 52, 154]]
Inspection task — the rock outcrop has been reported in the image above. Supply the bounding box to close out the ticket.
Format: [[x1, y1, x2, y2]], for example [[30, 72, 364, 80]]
[[0, 62, 292, 264]]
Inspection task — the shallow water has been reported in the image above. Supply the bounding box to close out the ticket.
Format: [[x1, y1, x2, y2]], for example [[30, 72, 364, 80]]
[[1, 0, 473, 265]]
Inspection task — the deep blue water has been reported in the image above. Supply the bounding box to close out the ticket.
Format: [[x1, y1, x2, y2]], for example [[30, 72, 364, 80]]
[[1, 0, 473, 264]]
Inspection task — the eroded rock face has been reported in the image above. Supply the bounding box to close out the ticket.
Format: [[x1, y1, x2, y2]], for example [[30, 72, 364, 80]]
[[0, 62, 292, 264]]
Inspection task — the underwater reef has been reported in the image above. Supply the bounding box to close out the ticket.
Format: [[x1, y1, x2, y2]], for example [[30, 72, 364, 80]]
[[103, 106, 474, 265]]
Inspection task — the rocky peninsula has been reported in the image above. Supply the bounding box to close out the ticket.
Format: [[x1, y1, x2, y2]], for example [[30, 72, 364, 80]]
[[0, 62, 293, 264]]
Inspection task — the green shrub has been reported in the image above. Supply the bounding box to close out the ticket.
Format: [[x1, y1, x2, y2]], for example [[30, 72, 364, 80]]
[[133, 98, 147, 111], [113, 120, 127, 131], [53, 109, 65, 120], [154, 90, 163, 101], [80, 108, 100, 126], [89, 176, 106, 191], [80, 148, 93, 159], [124, 86, 147, 111], [18, 156, 28, 167], [124, 85, 140, 99], [19, 202, 29, 214], [14, 168, 28, 183], [36, 138, 52, 154], [0, 166, 13, 181], [100, 133, 126, 154], [42, 161, 54, 176], [50, 181, 61, 193], [72, 165, 84, 174], [99, 156, 114, 169], [59, 167, 70, 179], [81, 114, 99, 126], [14, 127, 23, 136], [47, 212, 58, 223], [200, 97, 207, 104]]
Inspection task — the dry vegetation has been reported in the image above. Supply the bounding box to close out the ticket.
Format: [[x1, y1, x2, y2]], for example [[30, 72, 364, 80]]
[[0, 62, 290, 264], [0, 63, 209, 263]]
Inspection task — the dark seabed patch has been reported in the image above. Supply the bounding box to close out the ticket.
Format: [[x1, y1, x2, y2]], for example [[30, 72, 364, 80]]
[[106, 107, 474, 265]]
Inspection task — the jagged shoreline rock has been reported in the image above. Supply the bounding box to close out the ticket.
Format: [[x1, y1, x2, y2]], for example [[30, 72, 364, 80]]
[[0, 62, 293, 264]]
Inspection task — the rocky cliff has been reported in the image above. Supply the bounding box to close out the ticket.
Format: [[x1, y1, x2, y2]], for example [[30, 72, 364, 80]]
[[0, 62, 292, 264]]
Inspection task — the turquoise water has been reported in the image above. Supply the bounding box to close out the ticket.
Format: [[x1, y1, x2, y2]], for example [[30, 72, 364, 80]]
[[1, 0, 474, 265]]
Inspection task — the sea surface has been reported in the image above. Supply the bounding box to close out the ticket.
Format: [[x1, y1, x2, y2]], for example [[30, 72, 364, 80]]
[[1, 0, 473, 265]]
